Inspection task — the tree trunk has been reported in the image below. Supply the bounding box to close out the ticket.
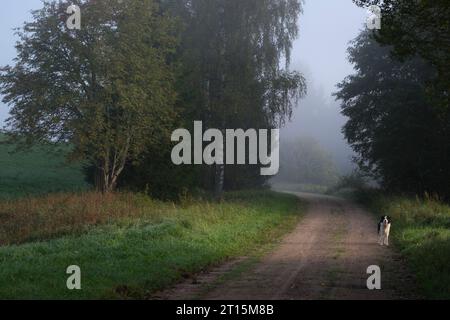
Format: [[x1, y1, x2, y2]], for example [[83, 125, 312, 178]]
[[93, 166, 118, 193], [214, 163, 224, 201], [94, 143, 129, 194]]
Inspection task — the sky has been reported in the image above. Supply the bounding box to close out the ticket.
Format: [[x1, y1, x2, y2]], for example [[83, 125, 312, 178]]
[[0, 0, 43, 124]]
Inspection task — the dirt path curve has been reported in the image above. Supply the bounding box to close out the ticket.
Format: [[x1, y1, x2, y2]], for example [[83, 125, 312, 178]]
[[159, 192, 418, 300]]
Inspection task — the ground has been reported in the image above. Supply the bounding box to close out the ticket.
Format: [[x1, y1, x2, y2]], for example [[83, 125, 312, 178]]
[[159, 192, 419, 300]]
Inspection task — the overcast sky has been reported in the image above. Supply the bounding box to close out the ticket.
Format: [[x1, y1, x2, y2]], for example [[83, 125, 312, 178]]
[[0, 0, 368, 126]]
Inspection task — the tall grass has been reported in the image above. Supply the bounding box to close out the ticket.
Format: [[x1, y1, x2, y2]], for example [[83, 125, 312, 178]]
[[0, 192, 170, 245], [356, 190, 450, 299]]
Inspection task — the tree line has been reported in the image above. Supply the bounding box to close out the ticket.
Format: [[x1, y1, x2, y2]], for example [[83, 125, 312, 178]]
[[0, 0, 306, 199], [336, 0, 449, 199]]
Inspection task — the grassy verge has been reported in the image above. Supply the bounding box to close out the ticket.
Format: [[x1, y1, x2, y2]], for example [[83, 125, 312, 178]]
[[0, 190, 303, 299], [354, 190, 450, 299]]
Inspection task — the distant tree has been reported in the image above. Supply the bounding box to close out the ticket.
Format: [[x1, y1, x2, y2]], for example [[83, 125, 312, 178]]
[[275, 137, 339, 187], [335, 31, 450, 198], [0, 0, 178, 192]]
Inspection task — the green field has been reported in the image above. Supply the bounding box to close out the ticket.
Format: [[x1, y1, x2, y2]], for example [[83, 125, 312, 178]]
[[356, 190, 450, 299], [0, 136, 89, 199]]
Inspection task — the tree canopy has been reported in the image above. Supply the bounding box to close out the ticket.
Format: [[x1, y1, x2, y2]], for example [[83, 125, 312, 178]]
[[1, 0, 306, 197], [335, 31, 450, 198], [123, 0, 306, 197], [353, 0, 449, 111]]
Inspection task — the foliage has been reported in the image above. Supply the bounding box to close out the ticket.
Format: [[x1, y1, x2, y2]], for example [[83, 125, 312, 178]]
[[164, 0, 307, 196], [1, 0, 307, 197], [118, 133, 200, 201], [353, 0, 449, 111], [171, 0, 306, 128], [335, 31, 450, 198]]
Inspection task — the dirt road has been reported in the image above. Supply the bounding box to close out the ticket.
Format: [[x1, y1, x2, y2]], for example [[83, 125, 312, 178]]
[[160, 192, 418, 300]]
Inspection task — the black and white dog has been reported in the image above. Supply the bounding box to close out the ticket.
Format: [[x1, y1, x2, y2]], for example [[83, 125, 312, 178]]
[[378, 216, 392, 246]]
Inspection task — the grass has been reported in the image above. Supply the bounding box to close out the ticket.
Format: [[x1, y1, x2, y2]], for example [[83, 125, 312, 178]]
[[0, 136, 89, 199], [0, 190, 303, 299], [355, 190, 450, 299]]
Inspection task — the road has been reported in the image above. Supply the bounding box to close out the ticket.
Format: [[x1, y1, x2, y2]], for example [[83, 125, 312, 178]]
[[159, 192, 418, 300]]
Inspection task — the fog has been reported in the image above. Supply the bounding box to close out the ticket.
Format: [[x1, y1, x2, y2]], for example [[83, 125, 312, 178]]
[[277, 0, 368, 184]]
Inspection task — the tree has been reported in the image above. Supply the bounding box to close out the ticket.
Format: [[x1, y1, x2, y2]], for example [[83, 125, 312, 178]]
[[335, 31, 450, 198], [169, 0, 306, 198], [0, 0, 179, 192], [353, 0, 449, 111]]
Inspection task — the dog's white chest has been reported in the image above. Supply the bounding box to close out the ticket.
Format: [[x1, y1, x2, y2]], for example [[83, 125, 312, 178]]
[[384, 223, 391, 235], [379, 220, 391, 246]]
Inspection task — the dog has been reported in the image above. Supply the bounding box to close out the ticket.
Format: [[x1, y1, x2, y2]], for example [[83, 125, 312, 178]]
[[378, 216, 392, 246]]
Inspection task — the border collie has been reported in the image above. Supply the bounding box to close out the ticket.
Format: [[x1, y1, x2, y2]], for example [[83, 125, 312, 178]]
[[378, 216, 392, 246]]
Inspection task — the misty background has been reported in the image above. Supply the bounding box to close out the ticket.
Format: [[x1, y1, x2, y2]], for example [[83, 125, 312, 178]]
[[288, 1, 366, 173], [273, 1, 367, 189], [0, 0, 368, 188]]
